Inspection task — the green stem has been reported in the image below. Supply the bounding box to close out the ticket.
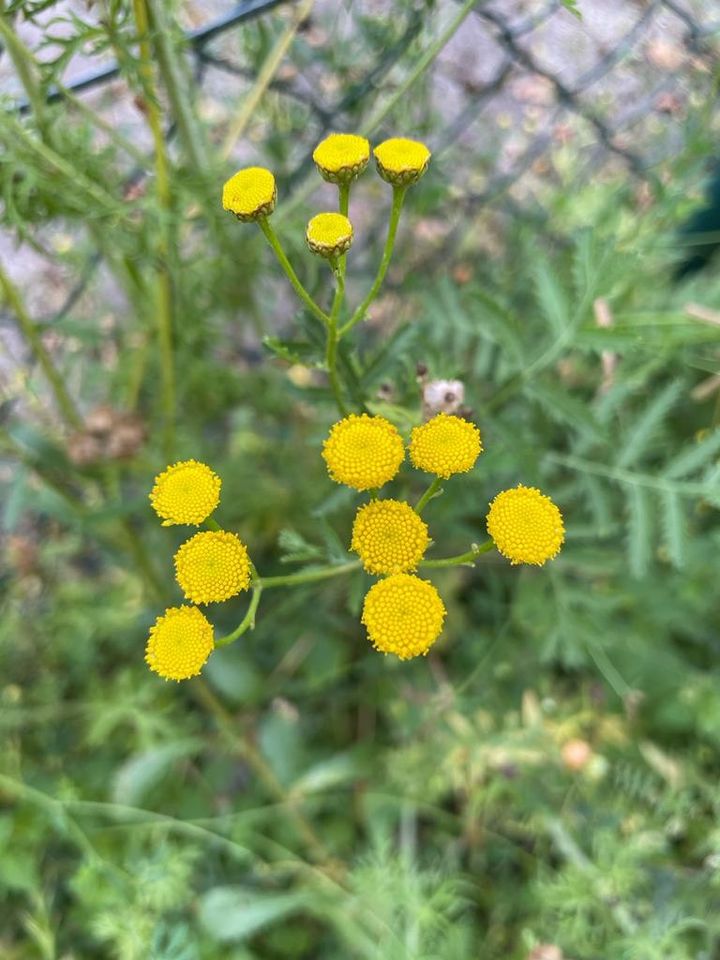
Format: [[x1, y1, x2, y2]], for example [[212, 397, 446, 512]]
[[144, 0, 206, 170], [340, 186, 406, 337], [216, 585, 263, 647], [259, 559, 361, 589], [360, 0, 478, 135], [221, 0, 312, 160], [0, 111, 123, 218], [0, 11, 46, 130], [338, 182, 350, 217], [415, 476, 443, 515], [257, 218, 330, 325], [192, 681, 336, 868], [133, 0, 176, 461], [420, 540, 495, 568], [326, 261, 348, 415], [204, 517, 221, 531], [0, 263, 83, 429]]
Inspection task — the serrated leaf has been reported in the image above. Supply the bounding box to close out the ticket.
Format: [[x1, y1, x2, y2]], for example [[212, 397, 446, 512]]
[[580, 474, 613, 534], [561, 0, 582, 19], [663, 429, 720, 480], [627, 485, 653, 579], [660, 490, 686, 569], [112, 740, 201, 806], [198, 888, 307, 943], [534, 258, 569, 337], [360, 323, 420, 385], [262, 336, 319, 365], [616, 380, 683, 469], [277, 528, 324, 565], [529, 382, 604, 443], [289, 751, 368, 798]]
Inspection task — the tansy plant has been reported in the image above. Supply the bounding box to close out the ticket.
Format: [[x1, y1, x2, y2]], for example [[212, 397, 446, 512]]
[[143, 134, 565, 680]]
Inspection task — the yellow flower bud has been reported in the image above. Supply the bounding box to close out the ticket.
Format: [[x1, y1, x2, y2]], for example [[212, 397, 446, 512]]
[[373, 137, 431, 186], [222, 167, 276, 221], [306, 212, 353, 259], [313, 133, 370, 184]]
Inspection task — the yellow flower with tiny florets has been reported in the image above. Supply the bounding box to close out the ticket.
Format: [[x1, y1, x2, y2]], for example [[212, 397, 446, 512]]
[[222, 167, 276, 221], [306, 212, 353, 259], [174, 530, 252, 604], [145, 605, 214, 681], [487, 485, 564, 566], [361, 574, 446, 660], [373, 137, 431, 186], [409, 413, 482, 479], [150, 460, 221, 526], [313, 133, 370, 184], [322, 414, 405, 491], [351, 499, 429, 575]]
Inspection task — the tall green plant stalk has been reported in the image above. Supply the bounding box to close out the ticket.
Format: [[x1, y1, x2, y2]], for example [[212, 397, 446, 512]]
[[144, 0, 207, 171], [326, 261, 348, 415], [193, 680, 338, 871], [133, 0, 176, 460], [0, 263, 82, 430]]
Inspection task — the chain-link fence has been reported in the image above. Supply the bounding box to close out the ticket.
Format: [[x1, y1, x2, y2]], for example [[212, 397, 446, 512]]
[[2, 0, 719, 355]]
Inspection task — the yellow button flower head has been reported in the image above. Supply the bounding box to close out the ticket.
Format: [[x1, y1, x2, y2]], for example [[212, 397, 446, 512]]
[[222, 167, 276, 221], [145, 605, 214, 681], [409, 413, 482, 479], [322, 414, 405, 491], [361, 574, 446, 660], [306, 212, 353, 259], [313, 133, 370, 184], [487, 485, 565, 566], [174, 530, 252, 604], [373, 137, 431, 186], [150, 460, 221, 526], [351, 499, 430, 575]]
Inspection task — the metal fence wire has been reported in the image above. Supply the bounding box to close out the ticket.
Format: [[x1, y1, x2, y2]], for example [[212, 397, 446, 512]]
[[2, 0, 720, 339]]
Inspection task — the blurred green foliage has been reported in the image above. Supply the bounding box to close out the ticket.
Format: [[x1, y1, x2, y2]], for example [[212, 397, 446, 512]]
[[1, 1, 720, 958]]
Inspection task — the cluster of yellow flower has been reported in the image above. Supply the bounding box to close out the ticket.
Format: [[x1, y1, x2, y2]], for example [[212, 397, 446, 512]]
[[143, 418, 564, 679], [140, 130, 566, 681], [322, 411, 564, 660], [145, 461, 252, 681], [222, 133, 431, 233]]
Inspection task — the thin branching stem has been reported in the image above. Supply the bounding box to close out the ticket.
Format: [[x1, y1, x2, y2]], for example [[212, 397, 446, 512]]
[[258, 218, 330, 324], [133, 0, 176, 460], [414, 476, 443, 515], [0, 263, 83, 429], [326, 260, 349, 415], [340, 185, 406, 337]]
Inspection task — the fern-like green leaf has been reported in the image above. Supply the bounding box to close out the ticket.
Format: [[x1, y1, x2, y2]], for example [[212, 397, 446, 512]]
[[660, 490, 686, 569], [627, 485, 653, 578], [616, 380, 683, 469], [534, 258, 569, 337], [529, 382, 604, 443], [663, 428, 720, 480]]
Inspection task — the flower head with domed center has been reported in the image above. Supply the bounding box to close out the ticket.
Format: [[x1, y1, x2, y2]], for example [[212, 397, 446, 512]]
[[174, 530, 252, 604], [313, 133, 370, 184], [409, 413, 481, 479], [145, 605, 214, 681], [373, 137, 431, 186], [322, 414, 404, 491], [306, 212, 353, 259], [222, 167, 276, 221], [487, 485, 564, 566], [150, 460, 221, 526], [351, 499, 429, 575], [361, 574, 446, 660]]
